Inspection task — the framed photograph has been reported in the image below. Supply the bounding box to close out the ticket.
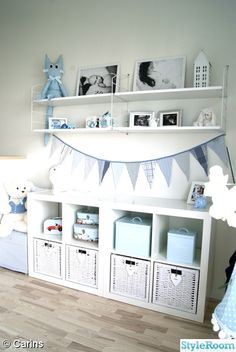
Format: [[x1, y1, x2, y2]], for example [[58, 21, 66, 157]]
[[158, 110, 182, 127], [133, 56, 186, 91], [76, 63, 120, 96], [129, 112, 155, 127], [187, 181, 206, 204], [49, 117, 67, 129]]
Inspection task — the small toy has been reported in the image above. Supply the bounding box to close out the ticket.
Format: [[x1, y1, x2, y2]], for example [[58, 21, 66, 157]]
[[194, 195, 208, 209], [0, 179, 34, 237], [40, 54, 68, 144]]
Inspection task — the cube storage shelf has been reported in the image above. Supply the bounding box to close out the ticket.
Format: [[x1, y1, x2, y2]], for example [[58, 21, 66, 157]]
[[28, 190, 215, 322]]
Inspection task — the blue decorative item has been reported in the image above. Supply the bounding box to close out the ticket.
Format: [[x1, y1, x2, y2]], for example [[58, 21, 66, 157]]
[[211, 262, 236, 338], [40, 54, 68, 144], [194, 195, 208, 209]]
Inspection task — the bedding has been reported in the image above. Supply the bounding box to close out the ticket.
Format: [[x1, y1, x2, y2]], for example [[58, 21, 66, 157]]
[[0, 230, 28, 274]]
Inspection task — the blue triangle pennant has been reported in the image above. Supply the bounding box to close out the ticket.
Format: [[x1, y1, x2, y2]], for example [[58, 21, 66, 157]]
[[191, 144, 208, 175]]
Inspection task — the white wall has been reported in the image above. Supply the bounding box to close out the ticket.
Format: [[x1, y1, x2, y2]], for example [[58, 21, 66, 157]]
[[0, 0, 236, 299]]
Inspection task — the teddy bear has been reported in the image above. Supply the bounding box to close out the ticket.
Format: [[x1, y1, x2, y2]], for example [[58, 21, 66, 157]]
[[0, 178, 34, 237]]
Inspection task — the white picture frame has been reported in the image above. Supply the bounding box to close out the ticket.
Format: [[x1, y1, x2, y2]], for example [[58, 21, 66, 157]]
[[133, 56, 186, 91], [187, 181, 206, 204], [158, 109, 182, 127], [76, 63, 120, 96], [129, 111, 155, 127], [49, 117, 67, 129]]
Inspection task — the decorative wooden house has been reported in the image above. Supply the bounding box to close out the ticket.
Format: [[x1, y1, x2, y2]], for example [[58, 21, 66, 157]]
[[194, 50, 211, 88]]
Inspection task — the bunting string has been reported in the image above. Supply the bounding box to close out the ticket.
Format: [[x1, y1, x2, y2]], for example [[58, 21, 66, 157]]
[[50, 134, 228, 189]]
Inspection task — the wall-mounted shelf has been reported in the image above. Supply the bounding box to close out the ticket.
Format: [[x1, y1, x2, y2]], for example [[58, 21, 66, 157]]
[[33, 86, 223, 107], [33, 125, 223, 134]]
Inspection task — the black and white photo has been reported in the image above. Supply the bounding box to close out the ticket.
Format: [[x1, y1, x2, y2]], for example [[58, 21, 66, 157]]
[[159, 110, 182, 127], [76, 64, 119, 96], [129, 112, 155, 127], [133, 56, 186, 91]]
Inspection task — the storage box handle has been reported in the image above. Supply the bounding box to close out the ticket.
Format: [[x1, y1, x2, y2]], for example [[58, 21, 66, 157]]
[[178, 227, 189, 233], [131, 217, 143, 223]]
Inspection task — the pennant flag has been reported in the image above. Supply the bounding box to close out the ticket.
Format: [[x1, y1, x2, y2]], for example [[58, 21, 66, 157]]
[[84, 156, 96, 180], [126, 162, 140, 189], [191, 144, 208, 175], [111, 162, 124, 187], [49, 135, 63, 159], [142, 161, 157, 188], [208, 135, 228, 166], [71, 150, 83, 172], [174, 152, 190, 181], [157, 157, 173, 186], [98, 160, 110, 184]]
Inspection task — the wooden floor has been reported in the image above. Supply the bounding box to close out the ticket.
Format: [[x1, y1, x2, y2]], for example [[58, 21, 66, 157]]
[[0, 268, 218, 352]]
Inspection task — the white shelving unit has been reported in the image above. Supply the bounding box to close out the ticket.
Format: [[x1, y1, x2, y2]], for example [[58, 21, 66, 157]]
[[27, 190, 215, 322], [31, 84, 226, 133]]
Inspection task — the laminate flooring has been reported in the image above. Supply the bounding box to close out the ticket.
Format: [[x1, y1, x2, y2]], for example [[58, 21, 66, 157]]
[[0, 268, 219, 352]]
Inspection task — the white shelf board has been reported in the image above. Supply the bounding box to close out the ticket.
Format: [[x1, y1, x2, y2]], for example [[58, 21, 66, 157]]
[[33, 125, 223, 134], [33, 86, 223, 107]]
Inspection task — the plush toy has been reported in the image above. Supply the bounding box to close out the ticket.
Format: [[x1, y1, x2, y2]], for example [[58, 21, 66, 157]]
[[0, 179, 34, 237], [40, 54, 68, 144], [49, 163, 71, 193], [193, 107, 216, 127]]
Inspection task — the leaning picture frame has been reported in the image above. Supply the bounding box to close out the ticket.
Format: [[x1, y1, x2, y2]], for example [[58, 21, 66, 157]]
[[133, 56, 186, 91], [76, 63, 120, 96], [187, 181, 206, 204], [158, 109, 182, 127], [129, 111, 155, 127], [49, 117, 68, 129]]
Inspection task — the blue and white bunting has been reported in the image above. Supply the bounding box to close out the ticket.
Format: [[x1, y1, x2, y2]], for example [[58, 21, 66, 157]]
[[50, 134, 229, 189]]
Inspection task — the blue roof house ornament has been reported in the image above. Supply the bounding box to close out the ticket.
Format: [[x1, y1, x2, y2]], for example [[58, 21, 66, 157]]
[[40, 54, 68, 144]]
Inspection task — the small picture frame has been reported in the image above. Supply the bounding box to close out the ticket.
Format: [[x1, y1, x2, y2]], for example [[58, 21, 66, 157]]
[[76, 63, 120, 96], [187, 181, 206, 204], [133, 56, 186, 91], [158, 110, 182, 127], [129, 112, 155, 127], [49, 117, 67, 129]]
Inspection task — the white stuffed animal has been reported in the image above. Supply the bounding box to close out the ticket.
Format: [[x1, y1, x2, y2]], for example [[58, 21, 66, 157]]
[[193, 107, 216, 127], [0, 179, 34, 237]]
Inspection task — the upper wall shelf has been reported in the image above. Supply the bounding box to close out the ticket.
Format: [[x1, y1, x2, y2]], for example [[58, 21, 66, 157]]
[[33, 86, 223, 107]]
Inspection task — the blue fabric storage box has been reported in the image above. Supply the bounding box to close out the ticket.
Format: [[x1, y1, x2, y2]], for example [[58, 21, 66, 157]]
[[167, 228, 197, 264], [115, 216, 152, 257]]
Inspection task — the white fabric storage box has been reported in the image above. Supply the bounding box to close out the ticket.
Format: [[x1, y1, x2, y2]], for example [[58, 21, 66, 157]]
[[0, 230, 28, 274], [153, 262, 199, 313], [66, 245, 98, 288], [167, 228, 197, 264], [115, 216, 152, 257], [34, 239, 62, 279], [110, 254, 150, 301]]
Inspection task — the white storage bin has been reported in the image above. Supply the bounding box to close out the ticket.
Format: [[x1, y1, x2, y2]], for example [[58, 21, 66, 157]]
[[167, 228, 197, 264], [110, 254, 150, 301], [66, 245, 98, 288], [153, 262, 199, 313], [34, 239, 62, 279], [115, 216, 152, 257]]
